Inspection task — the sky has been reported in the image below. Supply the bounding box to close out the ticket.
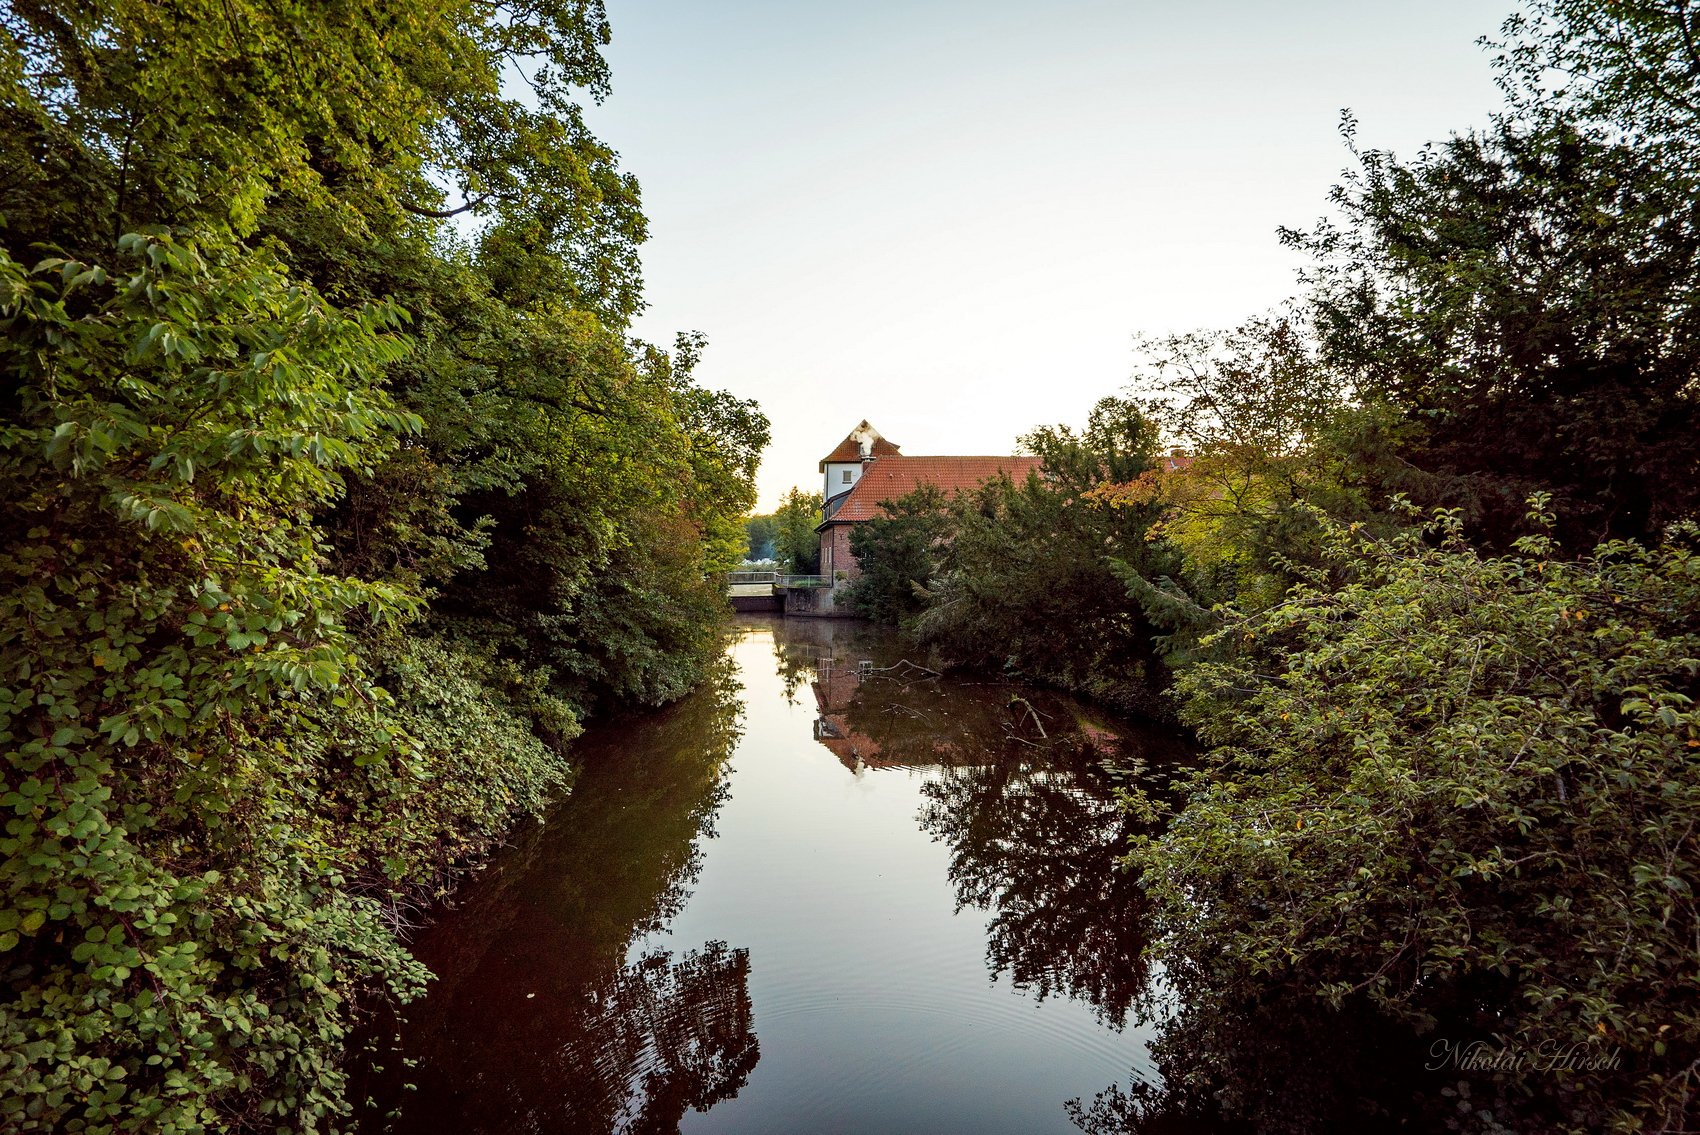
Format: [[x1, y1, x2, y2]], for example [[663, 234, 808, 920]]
[[578, 0, 1510, 511]]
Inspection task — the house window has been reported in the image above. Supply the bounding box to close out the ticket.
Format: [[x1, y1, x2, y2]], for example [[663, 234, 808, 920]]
[[841, 469, 853, 484]]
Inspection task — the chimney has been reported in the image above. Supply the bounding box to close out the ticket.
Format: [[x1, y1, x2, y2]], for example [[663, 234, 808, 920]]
[[851, 421, 880, 463]]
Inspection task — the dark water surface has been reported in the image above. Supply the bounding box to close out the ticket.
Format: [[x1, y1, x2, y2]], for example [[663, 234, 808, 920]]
[[359, 616, 1189, 1134]]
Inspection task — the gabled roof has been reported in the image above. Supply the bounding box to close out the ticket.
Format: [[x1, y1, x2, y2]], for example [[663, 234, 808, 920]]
[[1158, 451, 1194, 473], [820, 421, 902, 469], [824, 455, 1044, 524]]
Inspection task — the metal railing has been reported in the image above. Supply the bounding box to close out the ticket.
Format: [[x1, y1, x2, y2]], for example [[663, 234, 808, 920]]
[[778, 574, 829, 588], [725, 571, 831, 590]]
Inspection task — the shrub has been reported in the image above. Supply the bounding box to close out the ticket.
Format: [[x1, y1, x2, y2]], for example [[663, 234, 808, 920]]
[[1125, 502, 1700, 1132]]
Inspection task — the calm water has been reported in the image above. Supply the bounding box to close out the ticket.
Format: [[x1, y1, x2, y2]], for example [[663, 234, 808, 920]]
[[358, 616, 1190, 1134]]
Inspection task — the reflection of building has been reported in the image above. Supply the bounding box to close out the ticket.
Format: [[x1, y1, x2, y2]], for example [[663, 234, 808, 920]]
[[810, 655, 887, 771]]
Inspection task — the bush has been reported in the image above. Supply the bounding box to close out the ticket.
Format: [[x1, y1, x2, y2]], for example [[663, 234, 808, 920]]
[[1125, 502, 1700, 1132]]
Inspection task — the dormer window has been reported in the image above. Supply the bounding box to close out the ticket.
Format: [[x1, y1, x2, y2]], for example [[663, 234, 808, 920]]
[[842, 469, 853, 484]]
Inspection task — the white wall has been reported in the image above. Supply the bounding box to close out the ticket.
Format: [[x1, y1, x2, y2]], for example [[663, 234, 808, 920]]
[[823, 462, 862, 500]]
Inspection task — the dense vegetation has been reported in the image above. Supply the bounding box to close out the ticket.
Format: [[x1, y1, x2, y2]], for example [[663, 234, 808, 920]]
[[742, 487, 822, 572], [0, 2, 764, 1131], [840, 3, 1700, 1131]]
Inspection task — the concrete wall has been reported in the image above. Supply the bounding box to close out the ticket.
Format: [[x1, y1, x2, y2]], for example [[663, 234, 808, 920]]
[[783, 585, 853, 617]]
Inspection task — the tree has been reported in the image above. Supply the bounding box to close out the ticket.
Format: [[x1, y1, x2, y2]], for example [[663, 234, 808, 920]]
[[1285, 3, 1700, 546], [1122, 503, 1700, 1133], [0, 234, 435, 1133], [0, 0, 646, 325], [842, 485, 949, 624], [771, 487, 823, 574], [914, 399, 1178, 716], [0, 0, 767, 1129], [1090, 319, 1410, 664], [743, 514, 779, 563]]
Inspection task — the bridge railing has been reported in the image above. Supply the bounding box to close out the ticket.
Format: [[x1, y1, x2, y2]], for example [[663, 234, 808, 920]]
[[779, 574, 829, 589], [727, 571, 780, 585]]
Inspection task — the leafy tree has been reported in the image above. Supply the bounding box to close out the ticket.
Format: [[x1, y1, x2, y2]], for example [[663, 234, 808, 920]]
[[743, 514, 779, 563], [1122, 503, 1700, 1133], [0, 234, 434, 1132], [915, 399, 1178, 716], [771, 487, 823, 574], [1087, 320, 1413, 667], [0, 0, 645, 324], [842, 485, 949, 624], [1285, 3, 1700, 546], [0, 0, 767, 1130]]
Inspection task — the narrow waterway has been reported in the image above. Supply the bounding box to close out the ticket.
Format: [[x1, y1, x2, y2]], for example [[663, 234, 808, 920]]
[[359, 616, 1190, 1134]]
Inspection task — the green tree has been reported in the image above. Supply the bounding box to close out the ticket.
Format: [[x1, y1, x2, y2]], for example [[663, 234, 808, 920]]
[[843, 485, 949, 625], [914, 399, 1178, 716], [771, 487, 823, 574], [1285, 3, 1700, 545], [743, 514, 779, 563], [0, 0, 767, 1130], [0, 234, 435, 1133], [0, 0, 645, 324], [1122, 503, 1700, 1133]]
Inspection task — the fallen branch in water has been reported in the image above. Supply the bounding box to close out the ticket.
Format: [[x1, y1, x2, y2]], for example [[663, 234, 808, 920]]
[[861, 658, 942, 678], [1009, 696, 1049, 738]]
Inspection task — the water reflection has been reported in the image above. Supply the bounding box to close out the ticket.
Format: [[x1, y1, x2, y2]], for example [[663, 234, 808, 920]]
[[357, 658, 756, 1135], [772, 617, 1182, 1027], [922, 757, 1152, 1029], [362, 622, 1188, 1134]]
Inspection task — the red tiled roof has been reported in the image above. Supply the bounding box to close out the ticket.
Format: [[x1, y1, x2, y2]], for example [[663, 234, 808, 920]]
[[1158, 452, 1194, 473], [821, 433, 902, 466], [825, 455, 1044, 523]]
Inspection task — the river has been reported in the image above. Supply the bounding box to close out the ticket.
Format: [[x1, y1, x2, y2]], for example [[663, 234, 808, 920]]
[[357, 615, 1191, 1134]]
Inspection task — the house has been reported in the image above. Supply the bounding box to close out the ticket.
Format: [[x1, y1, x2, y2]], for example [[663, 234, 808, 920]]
[[814, 421, 1044, 585]]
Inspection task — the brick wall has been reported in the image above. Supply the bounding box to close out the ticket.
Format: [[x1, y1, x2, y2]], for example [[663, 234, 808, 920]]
[[820, 523, 859, 584]]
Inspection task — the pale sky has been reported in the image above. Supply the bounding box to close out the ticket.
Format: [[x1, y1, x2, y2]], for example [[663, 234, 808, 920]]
[[580, 1, 1508, 511]]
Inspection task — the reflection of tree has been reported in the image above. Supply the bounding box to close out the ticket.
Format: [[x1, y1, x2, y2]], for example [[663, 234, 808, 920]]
[[625, 944, 761, 1131], [355, 657, 759, 1135], [920, 738, 1153, 1028], [765, 610, 1184, 1027], [532, 940, 759, 1135], [764, 614, 890, 704]]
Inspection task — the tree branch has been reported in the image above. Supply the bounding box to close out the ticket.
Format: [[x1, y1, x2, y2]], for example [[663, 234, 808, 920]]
[[400, 193, 493, 219]]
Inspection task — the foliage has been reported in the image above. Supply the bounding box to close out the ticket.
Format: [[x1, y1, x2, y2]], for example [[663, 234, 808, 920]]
[[0, 0, 645, 325], [1101, 320, 1416, 667], [1286, 18, 1700, 545], [743, 515, 778, 563], [425, 320, 766, 711], [1064, 6, 1700, 1131], [770, 488, 823, 574], [0, 234, 435, 1133], [842, 485, 949, 625], [1121, 502, 1700, 1133], [913, 399, 1179, 716], [0, 0, 766, 1129]]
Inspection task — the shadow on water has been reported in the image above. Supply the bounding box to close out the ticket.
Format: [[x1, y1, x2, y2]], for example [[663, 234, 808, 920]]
[[359, 618, 1198, 1133], [355, 655, 758, 1135]]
